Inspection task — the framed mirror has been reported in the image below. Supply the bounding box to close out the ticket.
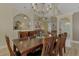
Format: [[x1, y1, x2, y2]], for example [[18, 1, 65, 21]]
[[48, 16, 57, 32], [13, 13, 29, 30]]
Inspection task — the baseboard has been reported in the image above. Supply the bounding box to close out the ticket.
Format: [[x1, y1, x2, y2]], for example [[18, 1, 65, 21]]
[[0, 46, 9, 56], [72, 40, 79, 44], [0, 45, 6, 50]]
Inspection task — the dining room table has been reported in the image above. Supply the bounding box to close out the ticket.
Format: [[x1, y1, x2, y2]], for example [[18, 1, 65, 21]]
[[13, 36, 45, 56]]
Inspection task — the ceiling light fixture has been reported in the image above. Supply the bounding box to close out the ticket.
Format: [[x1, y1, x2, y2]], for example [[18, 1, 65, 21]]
[[32, 3, 57, 17]]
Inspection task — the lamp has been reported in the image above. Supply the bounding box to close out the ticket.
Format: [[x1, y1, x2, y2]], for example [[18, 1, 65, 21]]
[[32, 3, 58, 17]]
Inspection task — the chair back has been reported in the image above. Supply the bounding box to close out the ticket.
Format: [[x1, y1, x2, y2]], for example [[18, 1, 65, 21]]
[[58, 33, 67, 55], [53, 34, 61, 56], [52, 33, 67, 56], [63, 32, 67, 40], [60, 33, 67, 48], [19, 31, 28, 39], [5, 36, 15, 56], [41, 37, 53, 56], [28, 31, 36, 38]]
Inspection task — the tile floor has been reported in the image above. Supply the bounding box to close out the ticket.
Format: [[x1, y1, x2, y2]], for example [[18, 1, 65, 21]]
[[64, 43, 79, 56]]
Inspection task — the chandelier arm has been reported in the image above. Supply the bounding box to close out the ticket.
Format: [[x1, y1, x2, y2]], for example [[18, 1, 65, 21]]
[[32, 3, 59, 17]]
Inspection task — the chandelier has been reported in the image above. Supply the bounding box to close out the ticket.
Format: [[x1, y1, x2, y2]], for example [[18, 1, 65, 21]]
[[32, 3, 57, 17]]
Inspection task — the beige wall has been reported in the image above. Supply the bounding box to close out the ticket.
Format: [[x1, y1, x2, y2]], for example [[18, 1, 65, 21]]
[[73, 12, 79, 41], [0, 4, 16, 48]]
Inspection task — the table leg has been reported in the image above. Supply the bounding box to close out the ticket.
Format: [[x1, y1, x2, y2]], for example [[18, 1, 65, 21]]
[[13, 45, 16, 52]]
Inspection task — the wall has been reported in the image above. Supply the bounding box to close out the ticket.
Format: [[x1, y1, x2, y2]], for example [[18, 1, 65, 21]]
[[73, 12, 79, 41], [0, 4, 15, 48]]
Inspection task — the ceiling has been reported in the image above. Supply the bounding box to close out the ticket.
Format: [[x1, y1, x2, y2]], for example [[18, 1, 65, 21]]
[[1, 3, 79, 15], [58, 3, 79, 14]]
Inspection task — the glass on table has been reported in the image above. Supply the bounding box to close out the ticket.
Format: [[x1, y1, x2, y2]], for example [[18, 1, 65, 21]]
[[49, 34, 52, 37], [20, 41, 23, 44], [19, 41, 24, 49]]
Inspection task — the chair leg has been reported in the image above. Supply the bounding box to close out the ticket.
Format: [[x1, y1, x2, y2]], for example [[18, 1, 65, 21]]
[[13, 45, 16, 52], [59, 48, 63, 56], [64, 47, 66, 53], [64, 44, 66, 53]]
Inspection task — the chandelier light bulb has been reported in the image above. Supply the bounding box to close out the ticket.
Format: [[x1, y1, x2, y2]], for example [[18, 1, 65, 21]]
[[24, 16, 27, 19], [32, 3, 58, 17]]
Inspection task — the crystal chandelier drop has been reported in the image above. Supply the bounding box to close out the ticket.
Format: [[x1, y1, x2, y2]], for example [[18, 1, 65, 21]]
[[32, 3, 56, 17]]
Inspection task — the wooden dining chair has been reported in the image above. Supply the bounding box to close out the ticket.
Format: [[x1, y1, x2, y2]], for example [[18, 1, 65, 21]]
[[28, 31, 36, 39], [18, 31, 28, 39], [52, 33, 65, 56], [5, 35, 15, 56], [58, 33, 67, 56], [41, 37, 55, 56], [50, 34, 61, 56], [5, 35, 21, 56], [63, 32, 67, 53]]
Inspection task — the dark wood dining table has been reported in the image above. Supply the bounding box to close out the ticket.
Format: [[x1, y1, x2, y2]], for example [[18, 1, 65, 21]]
[[13, 37, 45, 56]]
